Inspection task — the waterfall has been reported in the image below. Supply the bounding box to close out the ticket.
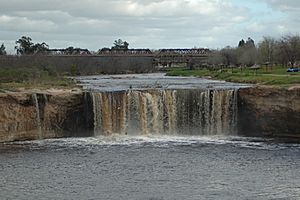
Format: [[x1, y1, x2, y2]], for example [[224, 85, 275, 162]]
[[90, 89, 238, 136], [32, 93, 43, 139]]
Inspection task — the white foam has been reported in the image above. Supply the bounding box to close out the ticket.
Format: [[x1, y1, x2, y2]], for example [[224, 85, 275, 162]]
[[12, 135, 300, 151]]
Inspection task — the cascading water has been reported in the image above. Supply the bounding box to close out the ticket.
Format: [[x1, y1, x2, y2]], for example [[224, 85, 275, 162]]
[[90, 89, 238, 136], [31, 93, 48, 139], [32, 93, 43, 139]]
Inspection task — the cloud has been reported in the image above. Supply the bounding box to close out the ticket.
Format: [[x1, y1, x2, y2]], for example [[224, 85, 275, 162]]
[[0, 15, 57, 33], [259, 0, 300, 36], [1, 0, 299, 53], [262, 0, 300, 12]]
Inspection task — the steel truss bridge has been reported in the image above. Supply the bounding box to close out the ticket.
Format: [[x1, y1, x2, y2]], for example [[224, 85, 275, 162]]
[[47, 48, 211, 68], [97, 48, 211, 67]]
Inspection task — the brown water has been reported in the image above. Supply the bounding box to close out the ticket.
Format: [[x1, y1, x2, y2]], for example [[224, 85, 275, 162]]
[[90, 89, 238, 136], [74, 73, 249, 136]]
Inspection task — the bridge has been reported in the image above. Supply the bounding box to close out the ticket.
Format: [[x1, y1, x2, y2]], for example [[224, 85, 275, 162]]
[[98, 48, 211, 68], [153, 48, 210, 68], [1, 48, 211, 75]]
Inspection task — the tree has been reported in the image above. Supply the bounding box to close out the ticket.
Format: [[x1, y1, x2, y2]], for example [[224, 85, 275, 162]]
[[220, 46, 237, 66], [237, 37, 257, 67], [207, 50, 224, 66], [245, 37, 255, 48], [15, 36, 50, 55], [0, 43, 6, 55], [273, 40, 288, 66], [238, 47, 258, 67], [98, 47, 110, 54], [112, 39, 129, 50], [15, 36, 35, 55], [258, 36, 276, 64], [123, 41, 129, 49], [278, 35, 300, 67], [33, 42, 49, 54], [65, 46, 75, 55], [64, 46, 86, 55], [238, 39, 245, 48]]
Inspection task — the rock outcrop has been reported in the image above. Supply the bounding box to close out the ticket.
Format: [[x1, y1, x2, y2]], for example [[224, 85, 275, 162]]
[[238, 86, 300, 138], [0, 89, 93, 142]]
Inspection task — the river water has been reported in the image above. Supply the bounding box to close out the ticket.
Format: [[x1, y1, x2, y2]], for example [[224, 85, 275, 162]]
[[77, 73, 251, 136], [1, 74, 299, 199], [1, 136, 300, 200], [75, 73, 250, 91]]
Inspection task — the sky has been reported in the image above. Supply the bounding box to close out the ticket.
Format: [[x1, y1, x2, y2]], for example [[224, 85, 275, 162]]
[[0, 0, 300, 53]]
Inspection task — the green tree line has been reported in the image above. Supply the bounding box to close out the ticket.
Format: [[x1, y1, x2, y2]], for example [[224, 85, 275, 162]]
[[208, 35, 300, 67]]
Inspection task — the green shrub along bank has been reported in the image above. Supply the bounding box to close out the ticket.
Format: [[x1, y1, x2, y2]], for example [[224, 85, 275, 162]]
[[166, 66, 300, 86], [0, 67, 76, 90]]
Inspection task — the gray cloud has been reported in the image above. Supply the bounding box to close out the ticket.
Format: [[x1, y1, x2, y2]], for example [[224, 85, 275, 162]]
[[261, 0, 300, 34], [262, 0, 300, 12], [0, 0, 299, 53]]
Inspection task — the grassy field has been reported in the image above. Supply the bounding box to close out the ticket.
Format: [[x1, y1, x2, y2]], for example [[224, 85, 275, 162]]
[[166, 66, 300, 86], [0, 67, 77, 91]]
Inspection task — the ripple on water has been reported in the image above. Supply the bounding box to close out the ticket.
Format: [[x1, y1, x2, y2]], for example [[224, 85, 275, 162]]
[[1, 135, 300, 200]]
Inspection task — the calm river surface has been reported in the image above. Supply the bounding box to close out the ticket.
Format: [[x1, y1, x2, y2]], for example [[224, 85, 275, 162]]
[[1, 136, 300, 200], [75, 73, 251, 91]]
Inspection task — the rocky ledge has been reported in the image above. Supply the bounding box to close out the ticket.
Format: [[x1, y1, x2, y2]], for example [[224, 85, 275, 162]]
[[0, 89, 93, 142], [238, 86, 300, 139]]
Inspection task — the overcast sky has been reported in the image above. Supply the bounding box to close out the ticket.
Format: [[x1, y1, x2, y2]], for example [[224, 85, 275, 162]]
[[1, 0, 300, 53]]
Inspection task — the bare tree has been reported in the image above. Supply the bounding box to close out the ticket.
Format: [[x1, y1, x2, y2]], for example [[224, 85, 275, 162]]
[[258, 36, 276, 64], [207, 50, 224, 67], [221, 46, 237, 67], [238, 47, 258, 67], [279, 35, 300, 67]]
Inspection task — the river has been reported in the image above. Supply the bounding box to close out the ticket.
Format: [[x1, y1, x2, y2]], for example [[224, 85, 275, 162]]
[[1, 136, 300, 200], [1, 74, 299, 199]]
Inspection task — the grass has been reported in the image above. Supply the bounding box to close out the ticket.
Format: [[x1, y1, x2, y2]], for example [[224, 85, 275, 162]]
[[166, 66, 300, 86], [0, 67, 77, 91]]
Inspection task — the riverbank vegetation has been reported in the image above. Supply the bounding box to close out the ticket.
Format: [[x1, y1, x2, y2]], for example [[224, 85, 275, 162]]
[[0, 67, 76, 91], [166, 66, 300, 86]]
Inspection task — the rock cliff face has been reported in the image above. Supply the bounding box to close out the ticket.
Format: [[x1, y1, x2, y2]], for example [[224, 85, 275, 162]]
[[0, 86, 299, 142], [0, 90, 93, 142], [238, 86, 300, 138]]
